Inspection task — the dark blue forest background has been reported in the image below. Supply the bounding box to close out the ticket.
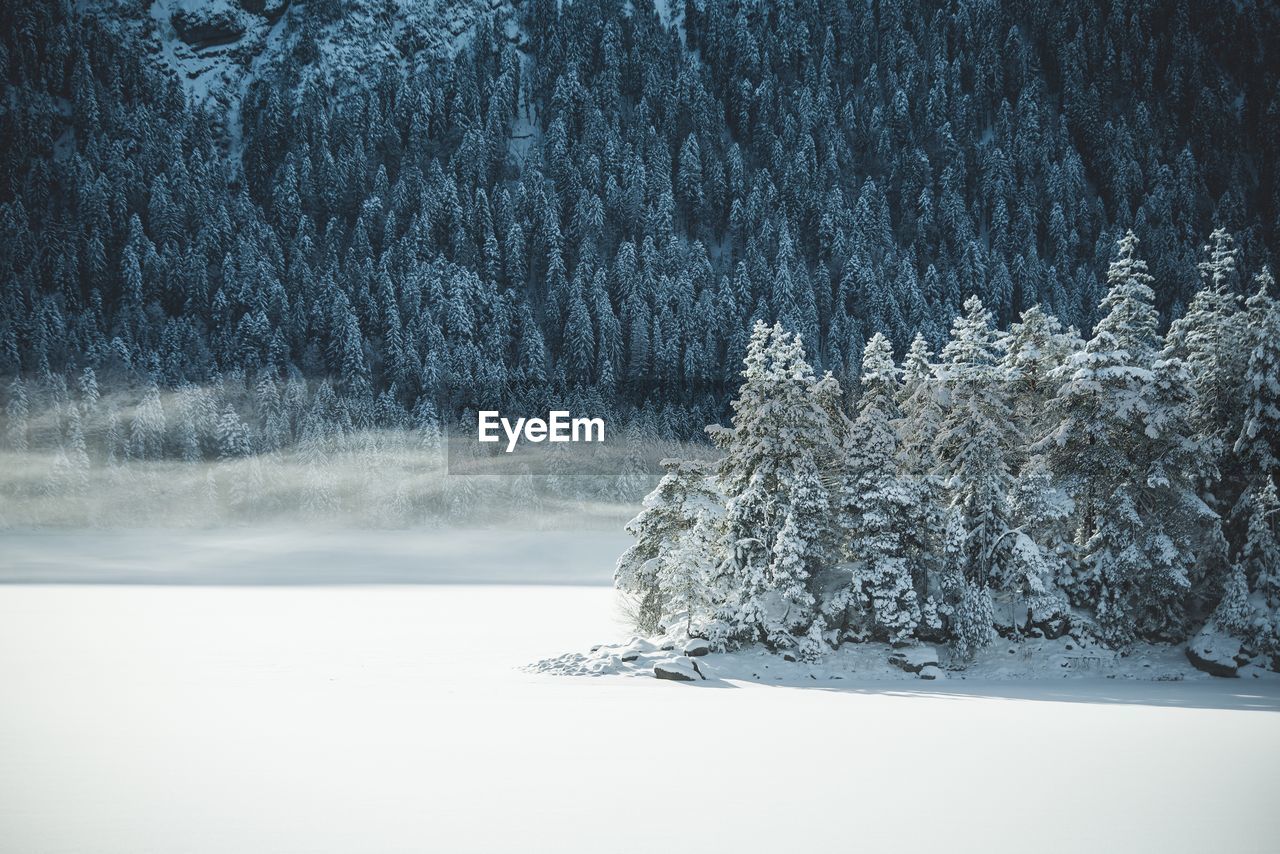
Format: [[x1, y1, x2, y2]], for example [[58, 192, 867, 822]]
[[2, 0, 1278, 439]]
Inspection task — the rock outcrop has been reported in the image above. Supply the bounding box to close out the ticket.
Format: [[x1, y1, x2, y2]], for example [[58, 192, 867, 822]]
[[171, 6, 248, 51], [239, 0, 289, 23], [683, 639, 711, 657], [653, 657, 703, 682], [1185, 626, 1241, 678], [888, 647, 940, 674]]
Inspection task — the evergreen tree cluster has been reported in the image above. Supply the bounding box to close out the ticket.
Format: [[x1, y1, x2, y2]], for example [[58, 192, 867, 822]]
[[617, 232, 1280, 663], [2, 0, 1279, 428]]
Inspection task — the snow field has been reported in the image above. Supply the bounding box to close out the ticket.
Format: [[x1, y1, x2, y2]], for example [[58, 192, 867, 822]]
[[2, 584, 1278, 854]]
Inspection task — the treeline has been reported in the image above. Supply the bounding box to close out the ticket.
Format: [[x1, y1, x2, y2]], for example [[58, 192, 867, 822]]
[[616, 231, 1280, 660], [2, 0, 1278, 422]]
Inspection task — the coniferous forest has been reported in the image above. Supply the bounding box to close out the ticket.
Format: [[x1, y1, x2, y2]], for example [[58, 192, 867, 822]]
[[2, 1, 1280, 660]]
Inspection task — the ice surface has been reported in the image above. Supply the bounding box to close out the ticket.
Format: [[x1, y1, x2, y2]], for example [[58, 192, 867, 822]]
[[2, 583, 1279, 853]]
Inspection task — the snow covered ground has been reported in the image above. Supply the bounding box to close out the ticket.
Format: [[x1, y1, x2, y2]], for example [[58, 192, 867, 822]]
[[2, 571, 1279, 853]]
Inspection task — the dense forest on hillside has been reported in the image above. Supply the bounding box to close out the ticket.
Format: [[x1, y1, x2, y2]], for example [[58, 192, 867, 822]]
[[2, 0, 1278, 440]]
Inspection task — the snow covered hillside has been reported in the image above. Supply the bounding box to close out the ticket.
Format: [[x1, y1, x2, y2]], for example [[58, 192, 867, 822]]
[[82, 0, 516, 125], [2, 583, 1278, 854]]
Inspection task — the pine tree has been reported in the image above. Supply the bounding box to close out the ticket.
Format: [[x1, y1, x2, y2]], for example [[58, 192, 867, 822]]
[[300, 417, 339, 517], [1140, 346, 1216, 636], [175, 390, 203, 463], [1002, 305, 1080, 455], [940, 513, 995, 659], [1235, 270, 1280, 481], [677, 133, 704, 224], [894, 333, 946, 596], [1209, 562, 1253, 638], [840, 334, 923, 644], [767, 454, 833, 660], [615, 458, 722, 636], [78, 367, 100, 415], [563, 287, 595, 384], [217, 406, 251, 459], [65, 405, 90, 498], [1240, 480, 1280, 610], [1162, 229, 1248, 513], [129, 383, 167, 460], [1008, 454, 1074, 615], [710, 322, 839, 652], [933, 296, 1019, 589], [1038, 232, 1206, 643], [5, 378, 28, 452], [1094, 231, 1161, 364], [897, 334, 944, 473], [1179, 229, 1246, 447]]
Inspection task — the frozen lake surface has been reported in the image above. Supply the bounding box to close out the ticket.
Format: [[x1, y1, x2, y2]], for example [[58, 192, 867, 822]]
[[2, 542, 1279, 853]]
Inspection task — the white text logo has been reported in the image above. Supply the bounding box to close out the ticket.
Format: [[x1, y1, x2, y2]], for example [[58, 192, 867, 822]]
[[477, 411, 606, 453]]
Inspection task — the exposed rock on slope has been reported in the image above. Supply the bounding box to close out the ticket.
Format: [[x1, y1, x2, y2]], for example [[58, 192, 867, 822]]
[[83, 0, 515, 134], [170, 4, 249, 50], [239, 0, 289, 23]]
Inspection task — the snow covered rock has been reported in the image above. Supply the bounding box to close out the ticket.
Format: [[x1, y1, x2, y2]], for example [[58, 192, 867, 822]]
[[585, 654, 624, 675], [171, 2, 250, 50], [619, 638, 658, 661], [888, 647, 940, 674], [1031, 614, 1072, 640], [1185, 627, 1241, 678], [239, 0, 289, 23], [918, 665, 945, 680], [653, 657, 702, 681], [683, 639, 711, 657]]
